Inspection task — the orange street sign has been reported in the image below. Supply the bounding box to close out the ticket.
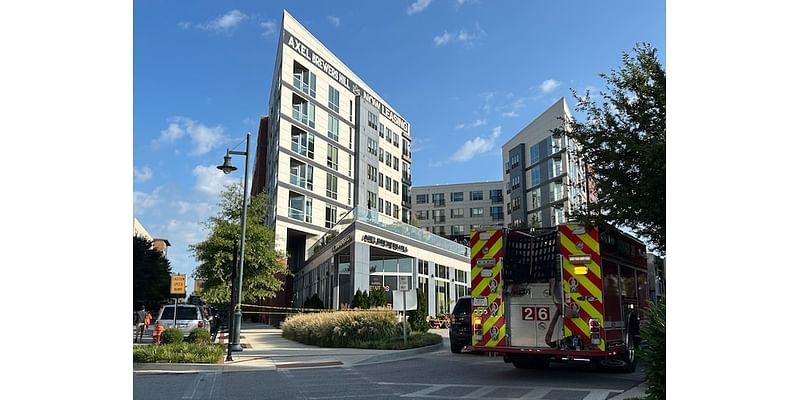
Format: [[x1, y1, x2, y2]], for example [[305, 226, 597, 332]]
[[170, 275, 186, 295]]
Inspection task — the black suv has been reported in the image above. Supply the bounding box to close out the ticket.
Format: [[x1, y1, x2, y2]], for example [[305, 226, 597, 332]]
[[449, 296, 472, 353]]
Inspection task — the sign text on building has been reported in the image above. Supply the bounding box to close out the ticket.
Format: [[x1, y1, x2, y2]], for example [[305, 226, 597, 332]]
[[283, 29, 409, 134], [361, 234, 408, 253]]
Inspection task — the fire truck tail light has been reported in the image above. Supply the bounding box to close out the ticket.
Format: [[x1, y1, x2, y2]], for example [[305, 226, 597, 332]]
[[473, 317, 482, 326]]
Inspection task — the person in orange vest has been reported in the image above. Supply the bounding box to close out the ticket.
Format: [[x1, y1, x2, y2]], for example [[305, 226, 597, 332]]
[[152, 321, 165, 345]]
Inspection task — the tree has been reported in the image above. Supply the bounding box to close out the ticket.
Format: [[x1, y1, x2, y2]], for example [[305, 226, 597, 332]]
[[190, 183, 288, 304], [555, 43, 666, 253], [407, 287, 429, 332], [133, 236, 172, 310]]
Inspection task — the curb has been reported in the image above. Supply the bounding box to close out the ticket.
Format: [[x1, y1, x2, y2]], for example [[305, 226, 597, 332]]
[[353, 342, 444, 366], [609, 382, 648, 399]]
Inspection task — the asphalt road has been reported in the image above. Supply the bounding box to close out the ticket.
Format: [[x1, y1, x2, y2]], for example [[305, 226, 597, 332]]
[[134, 345, 644, 400]]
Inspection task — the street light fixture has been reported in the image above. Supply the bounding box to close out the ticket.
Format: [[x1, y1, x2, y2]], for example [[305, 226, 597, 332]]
[[216, 132, 251, 354]]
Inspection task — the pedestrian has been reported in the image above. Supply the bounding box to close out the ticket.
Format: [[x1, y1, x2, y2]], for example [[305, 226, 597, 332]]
[[152, 321, 165, 345], [142, 310, 152, 341], [134, 305, 147, 343]]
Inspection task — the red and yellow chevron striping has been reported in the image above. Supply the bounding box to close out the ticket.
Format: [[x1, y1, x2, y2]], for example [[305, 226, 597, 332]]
[[559, 224, 605, 351], [470, 229, 506, 348]]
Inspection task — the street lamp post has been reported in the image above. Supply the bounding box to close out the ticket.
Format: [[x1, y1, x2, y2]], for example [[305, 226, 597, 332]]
[[217, 132, 251, 353]]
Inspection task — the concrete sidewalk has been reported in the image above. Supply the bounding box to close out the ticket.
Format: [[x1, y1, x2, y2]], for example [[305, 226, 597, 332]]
[[133, 322, 444, 373]]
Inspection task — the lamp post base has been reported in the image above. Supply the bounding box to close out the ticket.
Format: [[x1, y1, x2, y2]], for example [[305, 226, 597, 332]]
[[229, 309, 244, 352], [229, 344, 243, 352]]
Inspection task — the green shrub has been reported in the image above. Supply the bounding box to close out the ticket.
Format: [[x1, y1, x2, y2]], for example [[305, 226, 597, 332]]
[[133, 343, 224, 363], [407, 289, 429, 332], [161, 328, 184, 344], [352, 332, 441, 350], [187, 327, 211, 344], [369, 287, 387, 308], [282, 310, 401, 347], [303, 293, 324, 309], [351, 290, 365, 309], [640, 301, 666, 400]]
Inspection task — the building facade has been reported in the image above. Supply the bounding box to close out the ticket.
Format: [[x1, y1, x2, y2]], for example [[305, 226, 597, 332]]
[[252, 11, 468, 317], [410, 181, 505, 243], [501, 98, 589, 229]]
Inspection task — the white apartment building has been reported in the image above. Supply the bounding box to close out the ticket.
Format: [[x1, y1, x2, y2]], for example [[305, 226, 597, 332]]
[[410, 181, 505, 242], [501, 98, 589, 229], [254, 11, 469, 316]]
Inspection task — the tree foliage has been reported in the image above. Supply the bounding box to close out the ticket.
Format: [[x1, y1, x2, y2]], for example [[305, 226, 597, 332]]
[[369, 287, 388, 308], [190, 183, 288, 304], [407, 288, 429, 332], [555, 43, 666, 253], [133, 236, 172, 310]]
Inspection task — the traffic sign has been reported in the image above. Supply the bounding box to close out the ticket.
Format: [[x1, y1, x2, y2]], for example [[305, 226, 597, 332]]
[[170, 275, 186, 295]]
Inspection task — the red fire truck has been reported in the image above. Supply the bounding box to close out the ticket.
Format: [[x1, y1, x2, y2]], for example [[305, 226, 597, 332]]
[[469, 223, 649, 371]]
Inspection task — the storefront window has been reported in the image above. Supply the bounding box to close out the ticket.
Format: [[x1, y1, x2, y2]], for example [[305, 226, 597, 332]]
[[398, 258, 413, 273]]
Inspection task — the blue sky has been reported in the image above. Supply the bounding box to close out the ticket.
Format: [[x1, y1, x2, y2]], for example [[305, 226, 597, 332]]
[[133, 0, 665, 292]]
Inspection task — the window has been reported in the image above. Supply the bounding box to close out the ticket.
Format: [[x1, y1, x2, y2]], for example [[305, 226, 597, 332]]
[[292, 94, 315, 128], [393, 132, 399, 147], [385, 200, 392, 216], [368, 191, 377, 209], [470, 207, 484, 217], [385, 175, 391, 190], [452, 225, 465, 236], [532, 188, 541, 208], [385, 152, 392, 167], [469, 191, 483, 201], [293, 62, 316, 97], [367, 112, 378, 130], [433, 226, 446, 235], [378, 198, 384, 213], [511, 175, 521, 190], [289, 159, 313, 190], [416, 194, 429, 204], [290, 126, 314, 158], [432, 193, 445, 207], [378, 147, 384, 162], [432, 209, 445, 223], [393, 204, 399, 219], [325, 204, 337, 228], [451, 192, 464, 202], [328, 86, 339, 113], [510, 154, 520, 169], [367, 165, 377, 182], [393, 180, 399, 194], [416, 210, 429, 220], [532, 166, 541, 186], [386, 128, 393, 143], [327, 144, 338, 170], [288, 191, 312, 223], [326, 174, 338, 199], [512, 197, 521, 211], [367, 137, 378, 156], [490, 206, 503, 221], [550, 157, 563, 176], [393, 155, 399, 170], [550, 182, 564, 202], [348, 182, 352, 205], [378, 172, 384, 188], [530, 143, 540, 165], [489, 189, 503, 204], [552, 136, 563, 154], [379, 123, 385, 138], [327, 115, 339, 141], [451, 208, 464, 219]]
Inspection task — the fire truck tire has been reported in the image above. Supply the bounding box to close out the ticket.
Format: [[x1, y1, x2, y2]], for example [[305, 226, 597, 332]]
[[621, 333, 638, 372], [450, 340, 463, 354]]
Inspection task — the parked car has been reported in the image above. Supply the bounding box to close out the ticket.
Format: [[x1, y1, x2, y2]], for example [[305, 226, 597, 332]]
[[156, 304, 210, 337], [449, 296, 472, 353]]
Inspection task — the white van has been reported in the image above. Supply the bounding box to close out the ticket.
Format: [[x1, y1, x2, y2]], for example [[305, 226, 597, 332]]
[[156, 304, 209, 337]]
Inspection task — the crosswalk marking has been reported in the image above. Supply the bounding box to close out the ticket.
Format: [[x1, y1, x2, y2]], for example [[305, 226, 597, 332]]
[[376, 382, 623, 400]]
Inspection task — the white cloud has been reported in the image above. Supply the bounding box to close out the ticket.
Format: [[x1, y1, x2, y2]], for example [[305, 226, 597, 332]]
[[408, 0, 432, 15], [433, 27, 485, 47], [327, 16, 341, 27], [133, 187, 162, 213], [178, 21, 191, 30], [133, 166, 153, 182], [260, 20, 277, 36], [153, 116, 225, 156], [449, 126, 502, 162], [200, 10, 248, 33], [174, 200, 213, 217], [455, 118, 487, 129], [539, 79, 562, 94], [193, 164, 237, 196], [502, 111, 518, 118], [456, 0, 480, 9]]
